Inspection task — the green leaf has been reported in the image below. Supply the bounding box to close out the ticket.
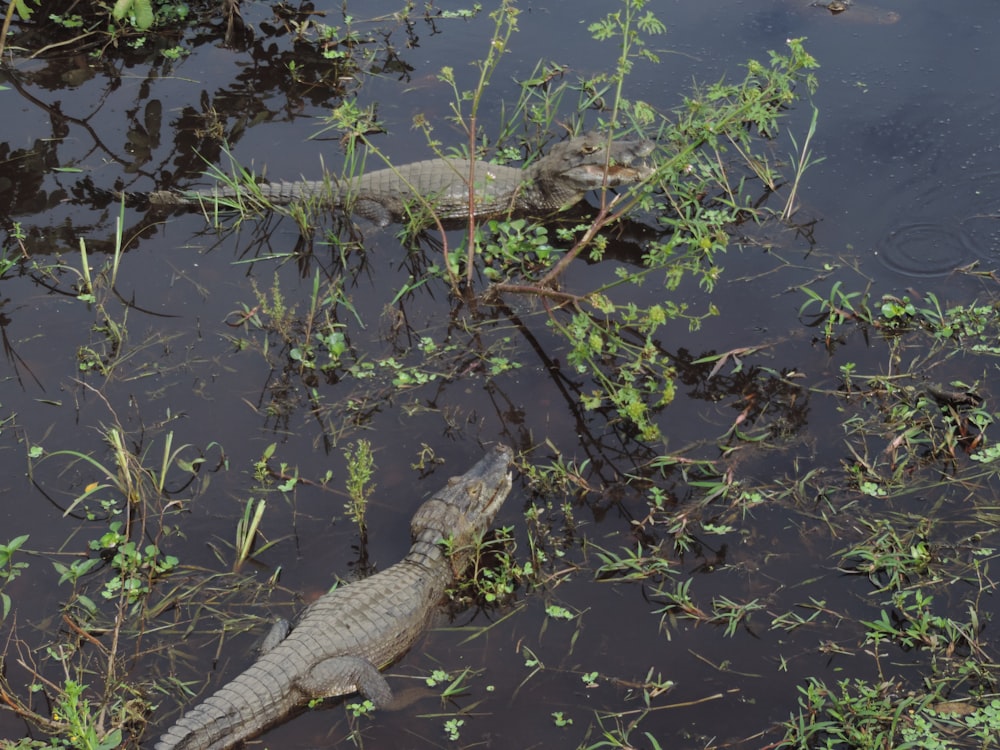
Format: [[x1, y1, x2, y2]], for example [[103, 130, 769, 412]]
[[134, 0, 154, 30], [97, 728, 123, 750], [2, 534, 29, 555], [112, 0, 132, 20], [14, 0, 34, 21], [113, 0, 154, 30], [545, 604, 574, 620]]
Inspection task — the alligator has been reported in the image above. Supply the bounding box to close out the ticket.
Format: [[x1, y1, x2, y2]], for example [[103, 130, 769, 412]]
[[147, 132, 655, 226], [154, 444, 514, 750]]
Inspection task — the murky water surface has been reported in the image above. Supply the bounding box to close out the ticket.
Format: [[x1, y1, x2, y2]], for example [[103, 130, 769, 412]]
[[2, 0, 1000, 748]]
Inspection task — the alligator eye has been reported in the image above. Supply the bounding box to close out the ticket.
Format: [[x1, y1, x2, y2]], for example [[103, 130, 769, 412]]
[[581, 145, 599, 154]]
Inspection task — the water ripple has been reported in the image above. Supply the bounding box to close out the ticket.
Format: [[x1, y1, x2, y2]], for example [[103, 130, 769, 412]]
[[865, 104, 1000, 277], [874, 221, 976, 278], [956, 162, 1000, 264]]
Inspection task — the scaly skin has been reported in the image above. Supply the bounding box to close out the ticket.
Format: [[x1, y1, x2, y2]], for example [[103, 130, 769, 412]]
[[154, 444, 514, 750], [147, 132, 655, 226]]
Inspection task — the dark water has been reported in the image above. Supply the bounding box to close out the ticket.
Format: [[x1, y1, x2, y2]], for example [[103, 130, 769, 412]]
[[2, 0, 999, 748]]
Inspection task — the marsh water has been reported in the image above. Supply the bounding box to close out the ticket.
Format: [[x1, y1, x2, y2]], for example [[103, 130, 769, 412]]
[[2, 1, 1000, 748]]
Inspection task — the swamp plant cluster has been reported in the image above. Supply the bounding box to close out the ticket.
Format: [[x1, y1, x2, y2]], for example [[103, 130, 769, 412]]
[[1, 1, 999, 749]]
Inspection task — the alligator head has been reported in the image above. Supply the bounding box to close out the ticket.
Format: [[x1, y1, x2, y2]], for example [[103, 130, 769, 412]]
[[528, 131, 656, 208], [409, 444, 514, 566]]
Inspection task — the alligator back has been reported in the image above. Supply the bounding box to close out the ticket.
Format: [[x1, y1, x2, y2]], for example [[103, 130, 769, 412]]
[[155, 561, 443, 750], [147, 159, 528, 227], [348, 159, 528, 225]]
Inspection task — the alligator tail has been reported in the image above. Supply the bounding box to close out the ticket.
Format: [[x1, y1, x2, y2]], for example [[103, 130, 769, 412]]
[[155, 660, 290, 750]]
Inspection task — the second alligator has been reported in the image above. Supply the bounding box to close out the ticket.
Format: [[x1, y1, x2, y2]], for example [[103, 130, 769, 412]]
[[155, 444, 514, 750], [148, 132, 655, 226]]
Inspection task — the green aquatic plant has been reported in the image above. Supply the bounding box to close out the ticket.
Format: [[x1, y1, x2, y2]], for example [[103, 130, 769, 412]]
[[0, 534, 30, 621], [343, 439, 376, 535]]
